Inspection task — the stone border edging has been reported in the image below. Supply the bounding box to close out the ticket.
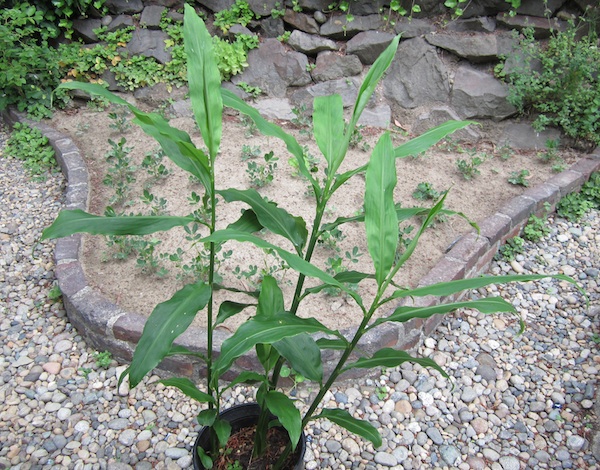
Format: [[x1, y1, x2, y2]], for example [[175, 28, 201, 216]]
[[5, 107, 600, 380]]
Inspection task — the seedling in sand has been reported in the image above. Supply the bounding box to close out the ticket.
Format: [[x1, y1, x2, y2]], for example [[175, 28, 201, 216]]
[[508, 169, 530, 187], [456, 156, 482, 180]]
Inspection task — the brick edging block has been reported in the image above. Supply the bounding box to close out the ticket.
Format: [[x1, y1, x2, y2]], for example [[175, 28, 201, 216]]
[[6, 107, 599, 379]]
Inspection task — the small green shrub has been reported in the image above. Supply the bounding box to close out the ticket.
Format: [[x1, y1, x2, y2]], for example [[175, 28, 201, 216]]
[[212, 35, 259, 81], [507, 169, 530, 187], [94, 350, 113, 368], [523, 213, 550, 242], [502, 22, 600, 147], [5, 123, 57, 178], [214, 0, 256, 32], [496, 236, 525, 261], [412, 182, 441, 200], [556, 172, 599, 221], [456, 156, 482, 180]]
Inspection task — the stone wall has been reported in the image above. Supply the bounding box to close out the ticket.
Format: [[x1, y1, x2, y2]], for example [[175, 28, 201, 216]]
[[71, 0, 597, 142]]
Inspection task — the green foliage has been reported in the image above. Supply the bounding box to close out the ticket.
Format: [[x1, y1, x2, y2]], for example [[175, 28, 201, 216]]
[[237, 82, 263, 99], [42, 10, 581, 469], [212, 34, 259, 81], [48, 285, 62, 301], [507, 169, 530, 187], [102, 138, 136, 207], [502, 23, 600, 146], [277, 31, 291, 42], [412, 182, 441, 201], [5, 123, 57, 178], [108, 105, 132, 133], [523, 212, 550, 242], [556, 172, 599, 221], [0, 5, 70, 118], [456, 156, 482, 180], [496, 236, 524, 261], [142, 148, 171, 186], [94, 350, 113, 368], [214, 0, 256, 32], [241, 145, 263, 161], [291, 104, 313, 136], [246, 151, 279, 187]]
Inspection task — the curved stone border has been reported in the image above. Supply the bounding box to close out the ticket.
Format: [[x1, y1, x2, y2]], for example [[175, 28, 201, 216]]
[[4, 108, 600, 380]]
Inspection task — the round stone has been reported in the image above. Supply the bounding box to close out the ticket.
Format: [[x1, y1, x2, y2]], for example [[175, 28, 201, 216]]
[[374, 451, 397, 467]]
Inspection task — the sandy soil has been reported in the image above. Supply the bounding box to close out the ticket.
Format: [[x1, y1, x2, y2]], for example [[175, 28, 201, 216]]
[[49, 105, 580, 331]]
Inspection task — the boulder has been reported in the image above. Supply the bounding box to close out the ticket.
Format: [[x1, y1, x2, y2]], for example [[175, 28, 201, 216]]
[[500, 122, 561, 150], [346, 31, 395, 65], [254, 97, 296, 120], [357, 104, 391, 129], [393, 17, 434, 38], [257, 17, 285, 37], [496, 13, 565, 38], [311, 52, 362, 82], [283, 9, 320, 34], [106, 14, 134, 32], [72, 18, 103, 43], [425, 32, 503, 63], [232, 39, 311, 97], [247, 0, 279, 17], [516, 0, 566, 17], [450, 65, 517, 120], [291, 78, 360, 110], [382, 37, 450, 110], [287, 30, 338, 55], [320, 14, 383, 40], [445, 17, 497, 33], [140, 5, 166, 29], [462, 0, 511, 18], [127, 29, 172, 64], [197, 0, 235, 13], [104, 0, 144, 15], [101, 70, 128, 92], [294, 0, 330, 12]]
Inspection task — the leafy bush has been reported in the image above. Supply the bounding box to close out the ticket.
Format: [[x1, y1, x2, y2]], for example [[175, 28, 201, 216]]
[[557, 172, 600, 221], [5, 123, 57, 177], [501, 22, 600, 147]]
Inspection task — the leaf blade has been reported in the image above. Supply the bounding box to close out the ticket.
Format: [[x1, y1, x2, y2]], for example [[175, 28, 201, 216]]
[[317, 409, 382, 448]]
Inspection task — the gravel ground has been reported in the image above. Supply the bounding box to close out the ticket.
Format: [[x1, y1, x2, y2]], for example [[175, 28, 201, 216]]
[[1, 117, 599, 470]]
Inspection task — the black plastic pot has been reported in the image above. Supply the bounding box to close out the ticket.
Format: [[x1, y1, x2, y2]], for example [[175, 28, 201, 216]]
[[192, 403, 306, 470]]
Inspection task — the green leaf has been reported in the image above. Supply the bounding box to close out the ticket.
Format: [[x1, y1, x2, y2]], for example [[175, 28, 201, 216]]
[[348, 35, 401, 131], [203, 230, 360, 303], [197, 409, 217, 426], [313, 94, 346, 176], [315, 338, 349, 350], [342, 348, 449, 379], [219, 188, 307, 249], [127, 282, 212, 387], [274, 333, 323, 383], [316, 409, 381, 447], [264, 391, 302, 450], [184, 5, 223, 160], [215, 301, 253, 326], [165, 344, 207, 362], [212, 312, 336, 382], [196, 447, 213, 469], [394, 120, 475, 159], [371, 297, 516, 329], [160, 377, 214, 404], [364, 133, 398, 286], [221, 88, 318, 196], [56, 82, 212, 192], [213, 416, 232, 446], [226, 209, 262, 233], [41, 209, 193, 240], [223, 371, 266, 391], [256, 275, 285, 317]]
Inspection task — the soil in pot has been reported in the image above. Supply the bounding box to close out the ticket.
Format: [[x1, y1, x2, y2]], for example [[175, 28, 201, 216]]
[[193, 404, 305, 470]]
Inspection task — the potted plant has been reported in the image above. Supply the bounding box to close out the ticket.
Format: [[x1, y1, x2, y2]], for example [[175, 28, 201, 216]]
[[42, 6, 581, 469]]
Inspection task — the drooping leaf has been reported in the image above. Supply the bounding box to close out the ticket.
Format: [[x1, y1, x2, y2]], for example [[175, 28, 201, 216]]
[[256, 275, 285, 317], [370, 297, 516, 329], [212, 313, 337, 382], [215, 301, 253, 326], [213, 416, 232, 446], [219, 188, 307, 249], [166, 344, 207, 362], [197, 409, 217, 426], [184, 4, 222, 160], [223, 371, 266, 391], [196, 447, 213, 469], [274, 333, 323, 383], [313, 94, 346, 176], [364, 133, 398, 286], [160, 377, 214, 404], [226, 209, 262, 233], [302, 270, 373, 297], [203, 230, 361, 304], [127, 282, 212, 387], [316, 409, 382, 447], [41, 209, 193, 240], [221, 88, 319, 196], [342, 348, 448, 379], [56, 82, 212, 192], [264, 391, 302, 450]]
